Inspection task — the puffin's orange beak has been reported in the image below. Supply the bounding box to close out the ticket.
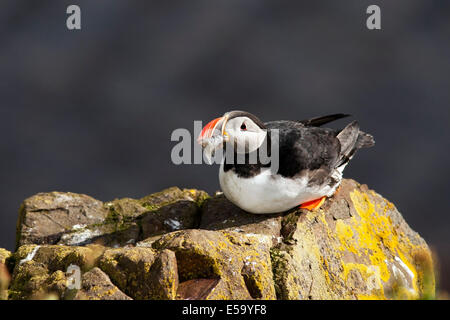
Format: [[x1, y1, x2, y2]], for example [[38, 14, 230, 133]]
[[197, 116, 229, 144], [198, 117, 222, 140]]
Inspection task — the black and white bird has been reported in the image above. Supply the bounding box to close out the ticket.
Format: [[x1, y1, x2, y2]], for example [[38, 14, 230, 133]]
[[197, 111, 374, 214]]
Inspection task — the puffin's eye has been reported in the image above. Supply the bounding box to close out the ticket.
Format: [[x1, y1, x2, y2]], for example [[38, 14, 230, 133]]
[[240, 123, 247, 131]]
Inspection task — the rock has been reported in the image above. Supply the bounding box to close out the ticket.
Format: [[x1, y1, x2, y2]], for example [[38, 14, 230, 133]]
[[16, 187, 208, 248], [16, 192, 109, 247], [273, 180, 435, 300], [153, 229, 276, 300], [98, 247, 179, 299], [8, 259, 51, 299], [11, 244, 104, 273], [5, 179, 435, 300], [98, 247, 157, 299], [0, 249, 11, 300], [59, 222, 141, 248], [8, 244, 106, 299], [139, 188, 208, 239], [200, 193, 284, 246], [139, 187, 209, 210], [147, 249, 179, 299], [74, 267, 131, 300], [177, 278, 222, 300], [0, 248, 11, 265]]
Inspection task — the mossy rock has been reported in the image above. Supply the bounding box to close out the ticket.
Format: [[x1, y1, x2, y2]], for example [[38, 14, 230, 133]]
[[271, 179, 435, 300], [0, 248, 11, 265], [16, 188, 210, 248], [0, 248, 12, 300], [98, 247, 178, 300], [7, 179, 435, 300], [153, 229, 277, 300], [74, 267, 131, 300]]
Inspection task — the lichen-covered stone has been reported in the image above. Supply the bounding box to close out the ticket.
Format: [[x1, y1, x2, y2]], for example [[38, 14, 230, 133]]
[[0, 248, 11, 265], [58, 222, 140, 247], [8, 179, 435, 300], [139, 187, 209, 211], [11, 244, 104, 273], [105, 198, 149, 220], [8, 244, 107, 299], [147, 249, 179, 299], [140, 200, 199, 239], [98, 247, 160, 299], [0, 248, 11, 300], [139, 187, 208, 239], [153, 229, 277, 300], [200, 193, 283, 246], [98, 247, 179, 300], [16, 192, 109, 248], [16, 188, 209, 249], [8, 260, 50, 299], [273, 179, 435, 300], [74, 267, 132, 300]]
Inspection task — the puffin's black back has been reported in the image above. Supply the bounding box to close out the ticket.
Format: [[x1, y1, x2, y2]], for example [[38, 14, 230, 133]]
[[265, 121, 341, 178]]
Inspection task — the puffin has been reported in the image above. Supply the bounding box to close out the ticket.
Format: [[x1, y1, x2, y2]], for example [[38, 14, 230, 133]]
[[197, 111, 374, 214]]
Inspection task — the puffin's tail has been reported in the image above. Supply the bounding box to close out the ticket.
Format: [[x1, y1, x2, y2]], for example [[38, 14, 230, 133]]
[[335, 121, 374, 168], [356, 130, 375, 149]]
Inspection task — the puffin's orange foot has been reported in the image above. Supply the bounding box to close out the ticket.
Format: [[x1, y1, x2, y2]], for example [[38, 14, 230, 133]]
[[300, 196, 326, 211], [334, 185, 342, 195]]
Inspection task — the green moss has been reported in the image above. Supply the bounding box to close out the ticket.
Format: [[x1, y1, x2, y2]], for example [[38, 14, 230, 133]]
[[281, 212, 299, 242], [270, 248, 286, 299], [105, 207, 121, 224], [413, 248, 436, 300], [139, 187, 182, 210], [141, 203, 160, 211], [188, 189, 210, 209], [139, 187, 210, 212], [8, 261, 49, 300]]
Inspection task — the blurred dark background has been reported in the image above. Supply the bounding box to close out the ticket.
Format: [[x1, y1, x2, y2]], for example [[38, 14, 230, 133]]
[[0, 1, 449, 291]]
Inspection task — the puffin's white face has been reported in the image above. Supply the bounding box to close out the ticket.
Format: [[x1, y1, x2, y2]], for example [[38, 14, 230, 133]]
[[222, 116, 267, 154], [197, 111, 267, 162]]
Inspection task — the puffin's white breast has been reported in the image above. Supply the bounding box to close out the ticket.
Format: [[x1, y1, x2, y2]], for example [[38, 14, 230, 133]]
[[219, 163, 340, 214]]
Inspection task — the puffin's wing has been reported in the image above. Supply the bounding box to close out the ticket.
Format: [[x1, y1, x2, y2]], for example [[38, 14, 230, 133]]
[[265, 121, 342, 178], [335, 121, 375, 168], [265, 119, 374, 178], [298, 113, 350, 127]]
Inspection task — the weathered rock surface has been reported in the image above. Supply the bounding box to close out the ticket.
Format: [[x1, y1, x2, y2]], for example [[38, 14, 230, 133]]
[[74, 267, 131, 300], [0, 248, 11, 265], [16, 192, 108, 247], [0, 248, 11, 300], [152, 229, 276, 299], [2, 179, 435, 300], [16, 187, 208, 248], [272, 180, 434, 299]]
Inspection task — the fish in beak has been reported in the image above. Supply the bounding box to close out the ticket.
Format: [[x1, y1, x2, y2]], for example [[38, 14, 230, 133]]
[[197, 115, 230, 164]]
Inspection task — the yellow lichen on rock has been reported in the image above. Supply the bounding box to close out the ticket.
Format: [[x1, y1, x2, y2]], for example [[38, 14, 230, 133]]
[[271, 179, 435, 300], [154, 229, 277, 300], [0, 248, 12, 300], [0, 248, 11, 265], [333, 189, 430, 299], [6, 179, 435, 300]]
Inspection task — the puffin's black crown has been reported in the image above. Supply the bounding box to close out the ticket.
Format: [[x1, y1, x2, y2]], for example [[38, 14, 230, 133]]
[[225, 110, 266, 129]]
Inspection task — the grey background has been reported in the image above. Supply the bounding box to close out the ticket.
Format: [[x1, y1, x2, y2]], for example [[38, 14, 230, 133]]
[[0, 1, 449, 291]]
